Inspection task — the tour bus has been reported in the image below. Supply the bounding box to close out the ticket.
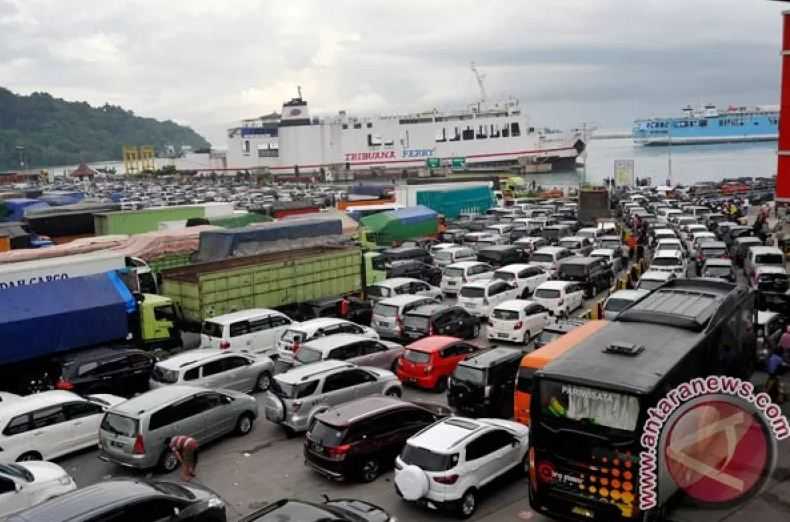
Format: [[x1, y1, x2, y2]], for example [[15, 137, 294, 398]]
[[528, 279, 756, 522], [514, 320, 608, 425]]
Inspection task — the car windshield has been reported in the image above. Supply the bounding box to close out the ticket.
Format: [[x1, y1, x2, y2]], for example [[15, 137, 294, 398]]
[[704, 266, 732, 277], [404, 315, 430, 331], [531, 253, 554, 264], [400, 445, 457, 472], [539, 380, 640, 432], [460, 286, 486, 298], [0, 464, 33, 482], [637, 278, 663, 290], [493, 270, 515, 282], [756, 254, 785, 265], [434, 250, 454, 262], [373, 303, 398, 317], [295, 346, 323, 364], [652, 256, 680, 266], [492, 308, 520, 320], [443, 267, 465, 278], [404, 349, 431, 364], [151, 366, 179, 384], [559, 264, 586, 278], [453, 365, 486, 385], [604, 298, 633, 312], [280, 329, 307, 344], [365, 285, 389, 298], [701, 247, 726, 258], [534, 288, 561, 299], [309, 420, 347, 446], [101, 413, 139, 437], [201, 321, 224, 338]]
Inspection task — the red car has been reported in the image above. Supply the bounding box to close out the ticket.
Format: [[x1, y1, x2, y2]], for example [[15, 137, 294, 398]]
[[396, 336, 479, 391]]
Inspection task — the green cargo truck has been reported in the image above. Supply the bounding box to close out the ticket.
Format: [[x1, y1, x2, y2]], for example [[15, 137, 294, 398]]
[[94, 206, 206, 235], [161, 246, 382, 324]]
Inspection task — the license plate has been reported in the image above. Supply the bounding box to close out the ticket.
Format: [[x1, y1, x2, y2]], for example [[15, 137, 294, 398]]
[[110, 440, 124, 448], [572, 506, 594, 518], [497, 333, 508, 338], [448, 281, 457, 286]]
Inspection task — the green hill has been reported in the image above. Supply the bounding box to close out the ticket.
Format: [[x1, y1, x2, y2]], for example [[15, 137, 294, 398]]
[[0, 87, 210, 170]]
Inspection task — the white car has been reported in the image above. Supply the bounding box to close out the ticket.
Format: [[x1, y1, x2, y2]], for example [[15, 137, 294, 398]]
[[529, 246, 573, 276], [0, 391, 125, 463], [457, 279, 520, 318], [201, 308, 292, 356], [366, 277, 443, 303], [532, 281, 585, 317], [0, 392, 20, 405], [149, 348, 275, 392], [590, 248, 623, 273], [602, 289, 650, 319], [0, 462, 77, 517], [488, 299, 549, 343], [440, 261, 494, 296], [656, 238, 685, 257], [688, 231, 717, 258], [650, 249, 687, 277], [276, 317, 378, 358], [512, 236, 549, 256], [394, 417, 529, 518], [635, 270, 676, 291], [492, 263, 550, 298]]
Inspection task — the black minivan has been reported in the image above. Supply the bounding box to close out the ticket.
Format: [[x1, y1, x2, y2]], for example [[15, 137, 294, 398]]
[[50, 346, 156, 397], [447, 347, 522, 418], [372, 246, 432, 271], [476, 245, 530, 268], [402, 304, 480, 340], [557, 256, 614, 298]]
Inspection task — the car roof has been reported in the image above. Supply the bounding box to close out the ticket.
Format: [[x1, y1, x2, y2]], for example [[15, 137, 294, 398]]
[[535, 246, 567, 254], [493, 299, 537, 311], [590, 248, 614, 256], [599, 235, 621, 240], [446, 261, 489, 269], [559, 256, 598, 266], [751, 246, 784, 254], [758, 310, 780, 324], [405, 336, 463, 352], [155, 348, 236, 370], [537, 280, 574, 290], [109, 385, 205, 417], [0, 391, 84, 420], [704, 258, 733, 267], [376, 294, 435, 306], [495, 263, 535, 273], [559, 236, 585, 242], [6, 479, 173, 522], [461, 278, 502, 289], [459, 347, 522, 368], [408, 303, 453, 316], [756, 265, 787, 274], [735, 236, 762, 244], [302, 334, 372, 352], [640, 270, 674, 280], [315, 396, 413, 427], [700, 241, 726, 248], [478, 245, 517, 252], [375, 277, 421, 287], [56, 345, 143, 364], [653, 250, 682, 258], [275, 360, 354, 384], [408, 417, 491, 452], [607, 289, 650, 301], [289, 317, 353, 332], [206, 308, 281, 323]]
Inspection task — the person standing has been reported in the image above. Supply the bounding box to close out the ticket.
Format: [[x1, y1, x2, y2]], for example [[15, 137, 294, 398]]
[[169, 435, 199, 481], [339, 295, 351, 319]]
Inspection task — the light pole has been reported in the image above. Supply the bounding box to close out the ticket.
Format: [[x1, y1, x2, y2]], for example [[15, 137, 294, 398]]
[[667, 124, 672, 187]]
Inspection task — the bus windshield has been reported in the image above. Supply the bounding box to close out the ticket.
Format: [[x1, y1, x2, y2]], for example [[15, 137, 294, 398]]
[[538, 380, 641, 432]]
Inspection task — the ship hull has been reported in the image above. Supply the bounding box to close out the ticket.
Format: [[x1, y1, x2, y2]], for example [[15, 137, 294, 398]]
[[635, 134, 777, 146]]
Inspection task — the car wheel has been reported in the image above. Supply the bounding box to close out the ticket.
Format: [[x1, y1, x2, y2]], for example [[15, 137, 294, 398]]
[[235, 412, 255, 436], [458, 489, 478, 518], [359, 457, 381, 482], [160, 448, 179, 473], [521, 453, 530, 475], [255, 371, 272, 392], [385, 387, 401, 398], [16, 451, 42, 462], [522, 330, 531, 344]]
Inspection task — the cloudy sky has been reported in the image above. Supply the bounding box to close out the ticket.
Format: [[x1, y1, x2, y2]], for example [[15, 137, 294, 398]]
[[1, 0, 787, 146]]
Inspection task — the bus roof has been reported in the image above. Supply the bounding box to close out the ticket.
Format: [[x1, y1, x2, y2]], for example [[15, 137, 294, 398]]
[[521, 320, 608, 369]]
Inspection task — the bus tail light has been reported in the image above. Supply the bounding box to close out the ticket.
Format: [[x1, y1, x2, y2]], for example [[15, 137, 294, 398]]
[[529, 448, 537, 491]]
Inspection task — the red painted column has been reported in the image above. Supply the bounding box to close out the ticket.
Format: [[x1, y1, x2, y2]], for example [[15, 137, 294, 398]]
[[777, 11, 790, 202]]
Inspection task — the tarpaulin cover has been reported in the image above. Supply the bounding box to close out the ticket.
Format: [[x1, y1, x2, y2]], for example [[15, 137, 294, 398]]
[[0, 272, 133, 364], [350, 183, 393, 198], [2, 199, 50, 221], [38, 191, 85, 207], [361, 206, 438, 245], [197, 217, 343, 262], [415, 186, 494, 219]]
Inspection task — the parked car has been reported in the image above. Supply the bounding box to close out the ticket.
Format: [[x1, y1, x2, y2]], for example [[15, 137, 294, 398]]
[[447, 348, 523, 418], [487, 299, 549, 344], [602, 289, 650, 319], [688, 232, 717, 258], [745, 246, 786, 281], [732, 236, 764, 267], [373, 246, 433, 268], [276, 318, 378, 360], [753, 265, 790, 292], [576, 227, 605, 246], [556, 256, 614, 298], [650, 249, 687, 277], [287, 334, 404, 372], [512, 236, 549, 256], [0, 462, 76, 517], [0, 391, 125, 463], [529, 246, 573, 275], [589, 248, 623, 274], [700, 258, 737, 283], [558, 236, 595, 256], [98, 385, 258, 471], [402, 304, 480, 341], [281, 297, 372, 327], [201, 309, 292, 356], [365, 277, 443, 303], [492, 263, 550, 298], [394, 417, 529, 518], [387, 259, 443, 286], [655, 238, 686, 256], [635, 269, 676, 291], [440, 261, 494, 296], [371, 295, 438, 339], [476, 245, 530, 268], [49, 346, 155, 397], [264, 361, 402, 435], [599, 235, 629, 260], [532, 281, 585, 317], [238, 497, 392, 522], [533, 318, 588, 349], [149, 349, 275, 393], [433, 246, 477, 267], [396, 336, 479, 391], [457, 279, 520, 318], [5, 479, 227, 522], [695, 240, 728, 273], [0, 392, 20, 405], [304, 397, 452, 482]]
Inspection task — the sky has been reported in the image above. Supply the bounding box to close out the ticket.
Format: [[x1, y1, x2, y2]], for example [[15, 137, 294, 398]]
[[0, 0, 787, 146]]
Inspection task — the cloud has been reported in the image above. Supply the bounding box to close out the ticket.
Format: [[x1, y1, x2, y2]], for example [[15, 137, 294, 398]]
[[0, 0, 786, 145]]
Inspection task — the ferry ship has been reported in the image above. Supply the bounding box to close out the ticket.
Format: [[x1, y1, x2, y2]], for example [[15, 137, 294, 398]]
[[632, 104, 778, 145], [226, 88, 586, 176]]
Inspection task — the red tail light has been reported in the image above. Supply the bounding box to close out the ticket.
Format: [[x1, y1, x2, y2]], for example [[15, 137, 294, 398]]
[[514, 321, 523, 330], [55, 378, 74, 391], [529, 448, 537, 492], [133, 435, 145, 455], [428, 323, 435, 336], [433, 474, 459, 484], [219, 340, 230, 350], [327, 444, 351, 461]]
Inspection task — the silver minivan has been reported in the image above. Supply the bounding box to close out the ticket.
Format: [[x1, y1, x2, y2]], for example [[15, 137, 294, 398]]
[[288, 334, 404, 372], [371, 295, 438, 339], [98, 385, 258, 472], [433, 246, 477, 267]]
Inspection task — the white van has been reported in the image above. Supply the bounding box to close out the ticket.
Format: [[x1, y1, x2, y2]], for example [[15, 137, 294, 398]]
[[433, 246, 477, 267], [532, 281, 585, 317], [457, 279, 520, 317], [201, 309, 293, 355], [745, 246, 786, 280], [488, 299, 549, 343], [577, 227, 604, 246], [530, 246, 573, 275], [440, 261, 494, 296]]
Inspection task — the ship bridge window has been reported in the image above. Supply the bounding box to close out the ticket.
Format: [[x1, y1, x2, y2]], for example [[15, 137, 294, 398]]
[[511, 122, 521, 137], [490, 124, 500, 138], [354, 122, 362, 129], [501, 124, 510, 138], [699, 120, 707, 127], [462, 126, 474, 140], [367, 122, 373, 128], [476, 125, 487, 139], [436, 128, 447, 143], [342, 124, 348, 130], [242, 140, 250, 154], [450, 127, 461, 141]]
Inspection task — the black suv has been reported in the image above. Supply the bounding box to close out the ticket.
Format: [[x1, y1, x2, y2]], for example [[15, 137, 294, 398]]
[[6, 479, 226, 522], [557, 256, 614, 298], [279, 296, 372, 326], [372, 246, 432, 270], [304, 396, 451, 482], [240, 498, 393, 522], [387, 259, 442, 286], [476, 245, 530, 268], [402, 304, 480, 341], [447, 347, 522, 418], [49, 346, 156, 397]]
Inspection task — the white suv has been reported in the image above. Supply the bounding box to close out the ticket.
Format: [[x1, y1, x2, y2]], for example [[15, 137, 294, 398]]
[[394, 417, 529, 518]]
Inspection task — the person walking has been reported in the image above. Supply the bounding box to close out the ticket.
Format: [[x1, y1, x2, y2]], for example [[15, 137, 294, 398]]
[[339, 295, 351, 319], [169, 435, 199, 481]]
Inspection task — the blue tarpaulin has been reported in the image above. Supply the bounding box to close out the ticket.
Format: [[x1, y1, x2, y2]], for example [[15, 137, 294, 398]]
[[2, 198, 50, 221], [39, 191, 85, 207]]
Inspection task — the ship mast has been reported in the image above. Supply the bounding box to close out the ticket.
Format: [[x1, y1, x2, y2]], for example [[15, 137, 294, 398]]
[[470, 62, 487, 108]]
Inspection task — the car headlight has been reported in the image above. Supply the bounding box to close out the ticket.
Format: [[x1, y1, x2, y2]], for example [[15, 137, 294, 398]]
[[58, 475, 73, 486], [207, 497, 225, 509]]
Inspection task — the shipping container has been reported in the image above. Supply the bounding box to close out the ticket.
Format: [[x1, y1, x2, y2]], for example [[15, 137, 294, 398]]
[[394, 182, 494, 218], [0, 251, 127, 291], [25, 202, 120, 237], [93, 206, 206, 235], [161, 246, 363, 323]]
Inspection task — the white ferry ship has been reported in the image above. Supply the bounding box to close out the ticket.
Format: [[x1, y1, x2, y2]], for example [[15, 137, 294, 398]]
[[226, 88, 586, 176]]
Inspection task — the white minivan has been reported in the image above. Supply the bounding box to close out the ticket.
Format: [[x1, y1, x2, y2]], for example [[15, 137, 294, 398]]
[[457, 279, 520, 318], [201, 309, 293, 355], [440, 261, 494, 296], [488, 299, 549, 343], [529, 246, 573, 275], [432, 246, 477, 267], [532, 281, 585, 317], [492, 263, 551, 298]]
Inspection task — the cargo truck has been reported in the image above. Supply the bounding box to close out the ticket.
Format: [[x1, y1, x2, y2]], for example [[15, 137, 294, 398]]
[[578, 188, 611, 226], [0, 272, 182, 394]]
